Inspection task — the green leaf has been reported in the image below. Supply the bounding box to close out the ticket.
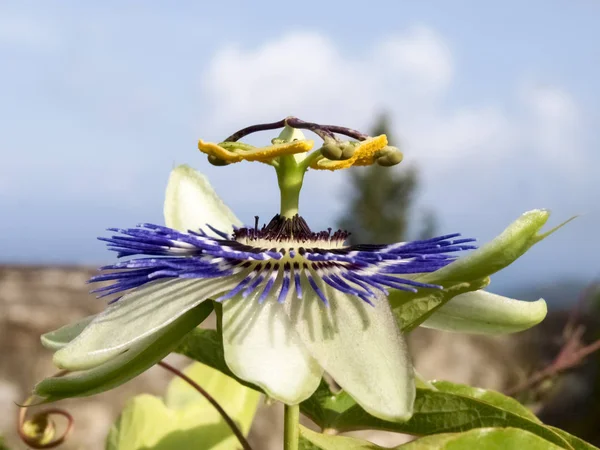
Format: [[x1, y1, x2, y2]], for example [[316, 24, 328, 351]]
[[547, 427, 600, 450], [299, 425, 385, 449], [300, 382, 571, 448], [34, 302, 214, 402], [299, 426, 567, 450], [106, 362, 260, 450], [430, 381, 541, 423], [399, 428, 565, 449], [391, 210, 571, 332]]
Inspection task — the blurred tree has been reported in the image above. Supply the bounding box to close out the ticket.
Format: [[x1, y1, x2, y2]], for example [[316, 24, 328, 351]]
[[337, 113, 434, 245], [418, 208, 438, 240]]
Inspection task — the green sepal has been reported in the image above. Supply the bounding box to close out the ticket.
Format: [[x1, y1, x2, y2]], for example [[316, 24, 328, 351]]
[[391, 210, 573, 332], [419, 290, 548, 334], [34, 302, 213, 402], [421, 209, 573, 283], [392, 279, 489, 333]]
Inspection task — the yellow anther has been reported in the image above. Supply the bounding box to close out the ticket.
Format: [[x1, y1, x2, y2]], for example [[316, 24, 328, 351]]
[[198, 141, 246, 162], [198, 139, 314, 164], [310, 135, 388, 171], [246, 140, 314, 161]]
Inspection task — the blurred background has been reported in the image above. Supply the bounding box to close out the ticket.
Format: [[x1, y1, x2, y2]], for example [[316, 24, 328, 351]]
[[1, 1, 599, 449]]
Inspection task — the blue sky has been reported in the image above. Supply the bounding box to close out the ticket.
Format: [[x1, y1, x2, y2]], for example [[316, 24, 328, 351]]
[[1, 1, 598, 298]]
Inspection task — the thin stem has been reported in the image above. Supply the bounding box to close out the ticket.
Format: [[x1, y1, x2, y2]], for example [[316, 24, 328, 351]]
[[320, 124, 368, 140], [158, 361, 253, 450], [225, 118, 287, 142], [223, 116, 369, 143], [285, 117, 336, 141], [287, 117, 368, 140], [298, 148, 324, 171], [505, 322, 600, 396], [283, 404, 300, 450]]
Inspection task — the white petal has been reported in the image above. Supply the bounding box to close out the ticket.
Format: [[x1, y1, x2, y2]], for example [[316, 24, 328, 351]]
[[420, 290, 548, 334], [222, 290, 323, 404], [286, 274, 415, 422], [55, 277, 238, 370], [41, 315, 95, 350], [164, 165, 242, 236], [36, 304, 208, 400]]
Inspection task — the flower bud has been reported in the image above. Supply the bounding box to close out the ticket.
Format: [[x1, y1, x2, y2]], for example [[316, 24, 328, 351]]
[[376, 146, 403, 166]]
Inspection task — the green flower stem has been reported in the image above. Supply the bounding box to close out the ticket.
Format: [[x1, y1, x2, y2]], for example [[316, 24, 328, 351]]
[[283, 404, 300, 450], [276, 156, 304, 217], [275, 125, 308, 218]]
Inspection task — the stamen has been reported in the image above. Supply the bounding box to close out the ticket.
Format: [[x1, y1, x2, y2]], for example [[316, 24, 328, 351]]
[[201, 117, 405, 170], [198, 139, 313, 165], [310, 135, 389, 171]]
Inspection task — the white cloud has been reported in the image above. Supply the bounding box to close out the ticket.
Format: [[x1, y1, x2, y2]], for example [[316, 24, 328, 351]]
[[201, 26, 515, 176], [520, 84, 583, 172], [197, 26, 597, 252], [202, 28, 587, 181], [203, 27, 459, 132], [374, 25, 453, 95], [204, 31, 376, 128], [526, 85, 579, 123]]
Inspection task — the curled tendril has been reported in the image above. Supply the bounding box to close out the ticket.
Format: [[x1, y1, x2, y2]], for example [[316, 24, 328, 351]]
[[18, 363, 253, 449], [18, 396, 74, 449]]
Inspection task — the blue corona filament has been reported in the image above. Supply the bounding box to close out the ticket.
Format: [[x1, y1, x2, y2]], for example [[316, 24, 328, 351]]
[[90, 214, 476, 305]]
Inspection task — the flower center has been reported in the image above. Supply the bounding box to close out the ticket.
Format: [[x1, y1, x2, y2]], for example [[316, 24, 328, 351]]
[[92, 216, 476, 306], [233, 214, 350, 250]]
